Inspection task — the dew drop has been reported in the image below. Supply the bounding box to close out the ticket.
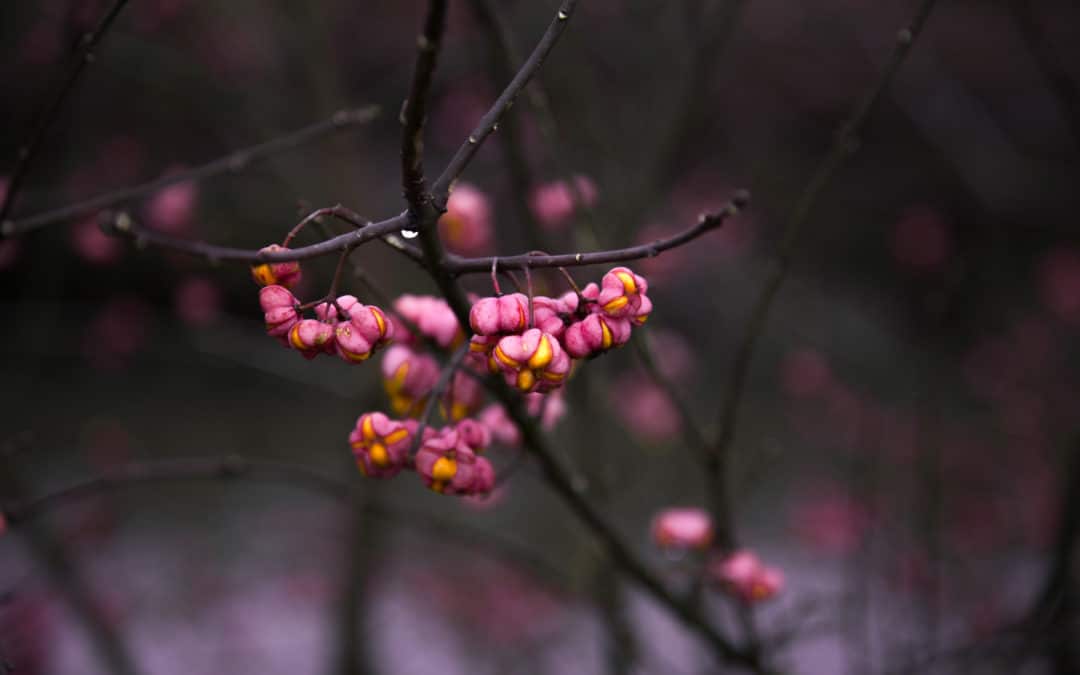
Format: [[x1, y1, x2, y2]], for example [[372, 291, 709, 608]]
[[557, 10, 569, 20], [401, 229, 419, 239]]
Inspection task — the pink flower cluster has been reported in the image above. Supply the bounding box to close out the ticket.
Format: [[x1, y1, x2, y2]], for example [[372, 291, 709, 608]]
[[651, 508, 784, 603], [253, 246, 392, 362], [467, 266, 653, 394]]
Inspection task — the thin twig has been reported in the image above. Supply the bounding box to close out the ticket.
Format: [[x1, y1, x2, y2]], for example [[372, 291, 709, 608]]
[[0, 0, 133, 229], [430, 0, 580, 201], [631, 332, 710, 462], [3, 107, 380, 236], [706, 0, 940, 549], [408, 344, 470, 457], [400, 0, 448, 217]]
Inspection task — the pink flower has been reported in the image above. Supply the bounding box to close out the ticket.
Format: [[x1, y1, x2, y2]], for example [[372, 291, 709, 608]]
[[349, 412, 413, 478], [563, 313, 631, 359], [174, 276, 222, 326], [393, 294, 463, 348], [382, 345, 440, 417], [71, 217, 123, 265], [710, 550, 784, 603], [469, 293, 530, 336], [287, 319, 335, 359], [259, 285, 300, 338], [492, 328, 571, 393], [317, 295, 393, 363], [651, 507, 714, 550], [251, 244, 302, 288], [145, 179, 197, 234], [529, 175, 598, 231], [415, 428, 481, 495], [439, 182, 493, 255]]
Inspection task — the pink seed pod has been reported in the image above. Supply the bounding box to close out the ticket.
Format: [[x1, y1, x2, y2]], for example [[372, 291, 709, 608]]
[[316, 296, 393, 363], [393, 294, 463, 348], [710, 550, 785, 603], [415, 428, 479, 495], [594, 266, 649, 319], [525, 391, 567, 430], [259, 285, 300, 338], [492, 328, 572, 393], [439, 182, 493, 256], [467, 334, 500, 373], [651, 507, 714, 550], [349, 412, 412, 478], [455, 418, 492, 454], [469, 293, 529, 336], [531, 295, 570, 338], [251, 244, 302, 288], [442, 370, 484, 422], [287, 319, 334, 359], [529, 175, 598, 231], [478, 404, 520, 446], [469, 456, 496, 496], [382, 345, 440, 417], [562, 313, 631, 359]]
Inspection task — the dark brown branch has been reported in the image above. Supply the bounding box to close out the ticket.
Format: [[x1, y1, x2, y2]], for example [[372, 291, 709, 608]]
[[3, 107, 380, 236], [443, 190, 749, 274], [430, 0, 580, 201], [0, 0, 133, 228], [706, 0, 940, 549], [400, 0, 448, 216], [102, 210, 410, 262]]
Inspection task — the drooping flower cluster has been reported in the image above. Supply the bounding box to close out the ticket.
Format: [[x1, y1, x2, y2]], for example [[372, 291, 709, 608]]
[[253, 245, 392, 362]]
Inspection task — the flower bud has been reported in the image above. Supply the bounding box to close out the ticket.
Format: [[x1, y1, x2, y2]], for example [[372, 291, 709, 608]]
[[251, 245, 302, 288], [709, 550, 785, 603], [415, 428, 479, 495], [492, 328, 571, 393], [288, 319, 334, 359], [349, 412, 412, 478], [651, 508, 714, 550], [259, 285, 299, 338], [469, 293, 529, 336], [562, 313, 631, 359], [382, 345, 440, 416]]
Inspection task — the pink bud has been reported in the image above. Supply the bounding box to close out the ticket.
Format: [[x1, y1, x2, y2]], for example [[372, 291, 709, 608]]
[[393, 294, 463, 348], [492, 328, 571, 393], [531, 295, 570, 337], [469, 293, 530, 336], [455, 418, 492, 453], [440, 182, 493, 255], [251, 244, 302, 288], [478, 404, 521, 446], [259, 285, 300, 337], [595, 266, 649, 319], [562, 313, 631, 359], [710, 550, 784, 603], [287, 319, 334, 359], [415, 428, 479, 495], [651, 507, 714, 550], [525, 391, 567, 430], [174, 276, 221, 326], [382, 345, 440, 416], [317, 296, 393, 363], [469, 456, 496, 495], [529, 175, 598, 231], [71, 217, 123, 265], [442, 370, 484, 421], [349, 412, 412, 478]]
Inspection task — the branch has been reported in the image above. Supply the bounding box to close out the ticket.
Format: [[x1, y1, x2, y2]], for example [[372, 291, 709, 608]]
[[2, 456, 573, 596], [430, 0, 580, 201], [3, 107, 381, 236], [0, 0, 133, 228], [400, 0, 448, 215], [442, 190, 749, 274], [102, 210, 410, 262], [705, 0, 940, 549]]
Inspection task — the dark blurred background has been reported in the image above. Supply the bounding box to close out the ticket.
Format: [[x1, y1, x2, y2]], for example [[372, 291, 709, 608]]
[[1, 0, 1079, 673]]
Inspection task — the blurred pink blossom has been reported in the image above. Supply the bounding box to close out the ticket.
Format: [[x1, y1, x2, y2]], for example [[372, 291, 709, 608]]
[[610, 375, 680, 442], [71, 217, 124, 265], [144, 177, 197, 234], [83, 296, 154, 370], [651, 507, 714, 550], [892, 205, 952, 270], [780, 347, 832, 398], [439, 183, 493, 256], [790, 491, 870, 555], [174, 276, 223, 326], [0, 239, 21, 271], [529, 175, 598, 231], [1038, 247, 1080, 325]]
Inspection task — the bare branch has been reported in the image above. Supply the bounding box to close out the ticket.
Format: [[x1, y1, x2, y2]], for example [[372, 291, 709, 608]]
[[0, 0, 133, 228], [706, 0, 941, 548], [400, 0, 449, 215], [430, 0, 580, 201], [3, 107, 381, 236]]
